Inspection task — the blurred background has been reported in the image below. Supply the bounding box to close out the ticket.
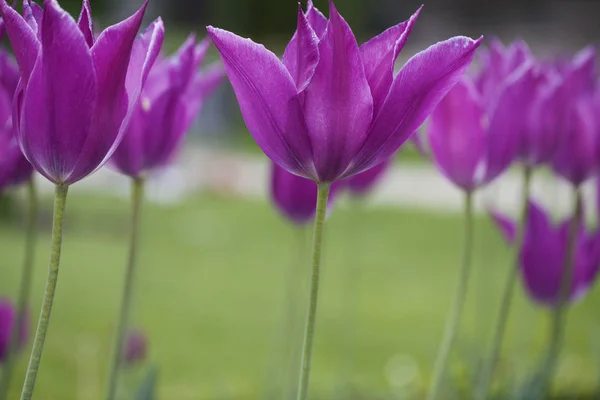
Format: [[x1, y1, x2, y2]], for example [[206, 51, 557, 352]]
[[1, 0, 600, 399]]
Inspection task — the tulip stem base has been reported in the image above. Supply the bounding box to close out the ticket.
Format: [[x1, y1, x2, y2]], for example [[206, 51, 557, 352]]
[[105, 177, 145, 400], [20, 184, 68, 400], [537, 186, 582, 396], [297, 183, 330, 400], [427, 190, 474, 400], [475, 165, 533, 400], [0, 179, 39, 400]]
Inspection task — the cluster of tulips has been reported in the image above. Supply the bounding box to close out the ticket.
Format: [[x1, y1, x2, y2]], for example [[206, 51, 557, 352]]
[[0, 0, 598, 399]]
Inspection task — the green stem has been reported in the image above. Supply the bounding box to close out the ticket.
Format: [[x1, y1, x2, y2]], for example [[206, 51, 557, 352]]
[[538, 186, 582, 397], [427, 190, 474, 400], [297, 183, 330, 400], [20, 184, 69, 400], [105, 177, 144, 400], [475, 166, 533, 400], [0, 179, 39, 400]]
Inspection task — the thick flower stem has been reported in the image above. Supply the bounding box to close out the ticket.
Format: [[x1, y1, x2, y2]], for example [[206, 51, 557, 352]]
[[106, 177, 145, 400], [538, 186, 582, 397], [0, 179, 39, 400], [20, 184, 69, 400], [297, 183, 331, 400], [427, 190, 474, 400], [475, 166, 533, 400]]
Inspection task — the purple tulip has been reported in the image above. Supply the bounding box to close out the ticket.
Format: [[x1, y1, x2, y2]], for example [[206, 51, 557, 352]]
[[207, 0, 481, 183], [345, 158, 392, 196], [547, 48, 598, 186], [491, 202, 600, 306], [270, 162, 340, 225], [111, 35, 224, 178], [0, 49, 33, 189], [0, 299, 29, 363], [123, 329, 147, 365], [425, 64, 534, 191], [0, 0, 165, 185]]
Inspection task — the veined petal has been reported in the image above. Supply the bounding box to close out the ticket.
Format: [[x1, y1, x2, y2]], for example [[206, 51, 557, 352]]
[[282, 4, 319, 93], [351, 36, 482, 176], [208, 26, 314, 178], [20, 0, 96, 184], [359, 6, 421, 113], [483, 64, 533, 183], [303, 0, 373, 182], [305, 0, 327, 38], [22, 0, 42, 37], [0, 0, 39, 84], [428, 77, 485, 190], [77, 0, 94, 47], [67, 0, 155, 183]]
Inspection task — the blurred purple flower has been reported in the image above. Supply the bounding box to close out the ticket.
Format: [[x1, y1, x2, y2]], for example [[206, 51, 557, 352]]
[[0, 0, 165, 185], [345, 158, 393, 196], [123, 329, 147, 365], [491, 202, 600, 306], [0, 48, 33, 190], [0, 299, 29, 363], [425, 64, 535, 191], [111, 35, 224, 178], [270, 163, 340, 225], [547, 48, 598, 186], [208, 0, 481, 183]]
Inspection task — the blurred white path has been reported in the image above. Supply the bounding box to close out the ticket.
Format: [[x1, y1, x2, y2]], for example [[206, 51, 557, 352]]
[[30, 148, 598, 218]]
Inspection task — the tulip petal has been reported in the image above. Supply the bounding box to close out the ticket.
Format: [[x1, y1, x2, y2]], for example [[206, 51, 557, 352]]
[[19, 0, 96, 183], [77, 0, 94, 47], [303, 1, 373, 181], [0, 0, 39, 84], [282, 4, 319, 92], [208, 26, 314, 178], [305, 0, 327, 38], [427, 78, 485, 190], [490, 210, 517, 244], [66, 3, 157, 183], [22, 0, 42, 35], [352, 36, 482, 175], [182, 63, 225, 133], [271, 162, 319, 224], [483, 64, 533, 183], [359, 6, 421, 112]]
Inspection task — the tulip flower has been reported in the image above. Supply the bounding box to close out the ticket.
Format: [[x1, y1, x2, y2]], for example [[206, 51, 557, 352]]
[[209, 2, 480, 398], [549, 48, 598, 187], [106, 34, 222, 398], [123, 330, 147, 366], [0, 1, 164, 397], [345, 158, 392, 197], [0, 299, 29, 363], [492, 198, 595, 394], [111, 35, 225, 178]]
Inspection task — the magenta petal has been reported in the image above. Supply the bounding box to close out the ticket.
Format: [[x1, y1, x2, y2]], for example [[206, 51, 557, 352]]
[[282, 4, 319, 93], [305, 0, 327, 38], [302, 1, 373, 182], [483, 65, 533, 183], [353, 36, 482, 175], [19, 0, 97, 183], [207, 27, 314, 178], [182, 63, 225, 134], [271, 162, 319, 224], [428, 78, 485, 190], [490, 210, 517, 244], [359, 6, 421, 113], [77, 0, 94, 47], [0, 0, 39, 85], [346, 157, 392, 195], [22, 0, 42, 36]]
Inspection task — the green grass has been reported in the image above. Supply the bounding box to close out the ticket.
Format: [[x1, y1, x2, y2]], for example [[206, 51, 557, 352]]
[[0, 191, 599, 399]]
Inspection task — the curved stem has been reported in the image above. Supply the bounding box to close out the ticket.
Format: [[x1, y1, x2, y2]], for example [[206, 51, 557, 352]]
[[475, 166, 533, 400], [0, 179, 39, 400], [296, 183, 330, 400], [538, 186, 581, 396], [427, 190, 474, 400], [105, 178, 144, 400], [20, 184, 69, 400]]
